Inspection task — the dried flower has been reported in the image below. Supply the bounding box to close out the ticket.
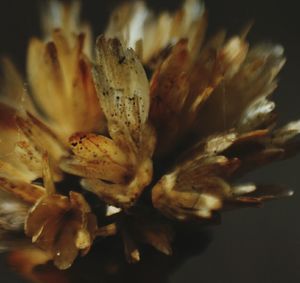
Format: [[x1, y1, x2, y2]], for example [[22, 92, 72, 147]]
[[0, 0, 299, 271], [25, 191, 97, 269]]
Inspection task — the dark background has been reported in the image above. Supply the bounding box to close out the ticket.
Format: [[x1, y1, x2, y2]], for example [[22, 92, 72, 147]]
[[1, 0, 300, 282]]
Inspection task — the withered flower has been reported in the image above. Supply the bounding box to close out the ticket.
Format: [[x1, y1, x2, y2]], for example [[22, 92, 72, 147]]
[[0, 0, 300, 271]]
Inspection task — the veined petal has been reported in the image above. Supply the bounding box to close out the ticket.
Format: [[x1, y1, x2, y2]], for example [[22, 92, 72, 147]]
[[93, 36, 150, 152]]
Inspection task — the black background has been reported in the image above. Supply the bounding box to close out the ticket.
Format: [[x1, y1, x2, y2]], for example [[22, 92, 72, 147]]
[[1, 0, 300, 282]]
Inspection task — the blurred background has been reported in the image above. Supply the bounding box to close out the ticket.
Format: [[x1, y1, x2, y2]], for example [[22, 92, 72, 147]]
[[0, 0, 300, 282]]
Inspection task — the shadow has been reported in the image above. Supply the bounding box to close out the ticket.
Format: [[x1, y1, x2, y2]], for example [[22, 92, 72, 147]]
[[8, 227, 213, 283]]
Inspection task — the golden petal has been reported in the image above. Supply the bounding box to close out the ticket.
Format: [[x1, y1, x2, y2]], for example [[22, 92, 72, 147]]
[[27, 38, 66, 124], [42, 153, 56, 195], [15, 140, 44, 180], [0, 177, 45, 204], [0, 104, 42, 181], [16, 113, 66, 180], [69, 133, 129, 166], [81, 158, 152, 208], [0, 58, 35, 112], [70, 55, 105, 133], [60, 155, 132, 184], [27, 29, 101, 142], [0, 160, 32, 183], [93, 36, 150, 151]]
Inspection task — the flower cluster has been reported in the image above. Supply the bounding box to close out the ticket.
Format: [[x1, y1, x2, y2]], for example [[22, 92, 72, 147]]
[[0, 0, 299, 270]]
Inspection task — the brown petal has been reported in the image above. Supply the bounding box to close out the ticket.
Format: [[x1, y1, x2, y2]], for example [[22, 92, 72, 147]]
[[25, 195, 70, 237], [53, 221, 79, 270]]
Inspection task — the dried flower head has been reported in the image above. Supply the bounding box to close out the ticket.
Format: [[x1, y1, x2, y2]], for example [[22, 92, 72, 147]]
[[0, 0, 299, 271]]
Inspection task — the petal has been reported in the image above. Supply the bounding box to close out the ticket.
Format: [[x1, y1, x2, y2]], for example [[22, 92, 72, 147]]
[[93, 36, 150, 152], [25, 195, 70, 237], [60, 155, 132, 183], [69, 133, 129, 166], [0, 177, 45, 204]]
